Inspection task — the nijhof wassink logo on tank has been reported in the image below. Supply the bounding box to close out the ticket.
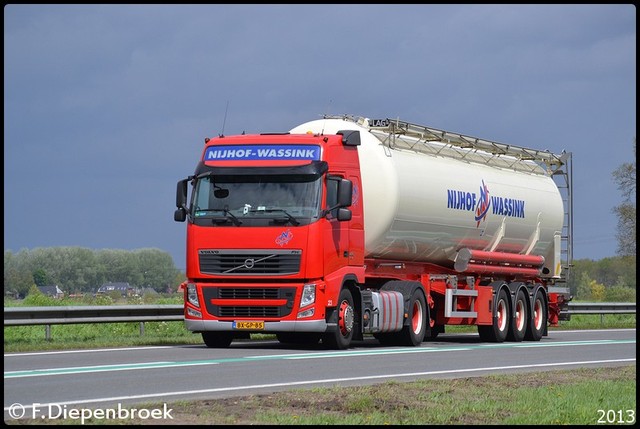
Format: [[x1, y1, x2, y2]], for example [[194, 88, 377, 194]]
[[447, 180, 526, 227]]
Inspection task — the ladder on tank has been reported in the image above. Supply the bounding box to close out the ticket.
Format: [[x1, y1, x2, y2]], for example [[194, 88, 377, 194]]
[[325, 115, 568, 176], [551, 152, 574, 293]]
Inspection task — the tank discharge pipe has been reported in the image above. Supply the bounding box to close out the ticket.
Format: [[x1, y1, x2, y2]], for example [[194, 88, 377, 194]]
[[454, 248, 545, 277]]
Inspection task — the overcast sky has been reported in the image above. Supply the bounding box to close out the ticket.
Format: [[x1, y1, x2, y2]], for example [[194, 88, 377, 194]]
[[4, 4, 636, 270]]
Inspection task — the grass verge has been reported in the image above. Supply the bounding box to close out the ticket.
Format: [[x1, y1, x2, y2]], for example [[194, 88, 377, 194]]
[[7, 366, 636, 425]]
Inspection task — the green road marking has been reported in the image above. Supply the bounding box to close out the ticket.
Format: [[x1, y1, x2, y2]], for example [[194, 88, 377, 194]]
[[4, 339, 635, 379]]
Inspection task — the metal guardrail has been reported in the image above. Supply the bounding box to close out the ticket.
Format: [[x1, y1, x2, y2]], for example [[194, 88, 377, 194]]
[[3, 302, 636, 326], [3, 302, 635, 340], [3, 305, 184, 339], [3, 305, 184, 326], [565, 302, 636, 315], [564, 302, 636, 326]]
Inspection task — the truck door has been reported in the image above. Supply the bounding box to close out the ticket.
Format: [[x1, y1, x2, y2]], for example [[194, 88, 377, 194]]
[[346, 173, 364, 266], [323, 175, 350, 275]]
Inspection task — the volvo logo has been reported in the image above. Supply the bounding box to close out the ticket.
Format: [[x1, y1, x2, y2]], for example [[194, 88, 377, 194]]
[[222, 253, 277, 274]]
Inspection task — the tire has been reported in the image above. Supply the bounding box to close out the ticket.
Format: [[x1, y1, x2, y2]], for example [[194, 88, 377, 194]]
[[525, 289, 547, 341], [322, 288, 355, 350], [507, 289, 528, 342], [477, 288, 510, 343], [398, 289, 427, 346], [202, 332, 233, 348]]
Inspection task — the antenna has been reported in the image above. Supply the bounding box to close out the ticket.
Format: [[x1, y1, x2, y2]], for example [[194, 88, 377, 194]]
[[321, 99, 332, 135], [220, 101, 229, 137]]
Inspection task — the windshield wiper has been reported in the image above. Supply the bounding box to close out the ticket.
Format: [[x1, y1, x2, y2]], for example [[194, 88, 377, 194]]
[[196, 207, 242, 226], [249, 208, 300, 226]]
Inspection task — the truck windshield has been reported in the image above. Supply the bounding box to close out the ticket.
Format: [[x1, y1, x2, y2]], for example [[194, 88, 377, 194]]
[[191, 174, 323, 226]]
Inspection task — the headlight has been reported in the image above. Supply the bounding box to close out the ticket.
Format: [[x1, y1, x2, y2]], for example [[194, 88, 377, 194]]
[[300, 283, 316, 308], [187, 283, 200, 307]]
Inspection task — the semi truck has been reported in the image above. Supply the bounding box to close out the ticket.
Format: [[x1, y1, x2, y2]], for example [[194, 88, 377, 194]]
[[174, 114, 573, 349]]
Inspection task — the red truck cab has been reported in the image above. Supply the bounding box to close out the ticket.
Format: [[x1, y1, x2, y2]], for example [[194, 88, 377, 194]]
[[175, 129, 364, 348]]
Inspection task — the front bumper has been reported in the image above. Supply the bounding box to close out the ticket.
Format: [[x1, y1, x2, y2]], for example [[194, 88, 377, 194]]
[[185, 318, 331, 333]]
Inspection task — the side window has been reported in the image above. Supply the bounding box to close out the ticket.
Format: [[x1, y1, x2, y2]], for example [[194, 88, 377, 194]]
[[192, 178, 209, 213], [325, 176, 341, 219]]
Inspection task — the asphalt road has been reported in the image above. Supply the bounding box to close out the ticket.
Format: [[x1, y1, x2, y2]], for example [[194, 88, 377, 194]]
[[4, 329, 636, 422]]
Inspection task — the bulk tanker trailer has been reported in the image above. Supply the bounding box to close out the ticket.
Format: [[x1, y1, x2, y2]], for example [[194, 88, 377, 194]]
[[175, 115, 573, 349]]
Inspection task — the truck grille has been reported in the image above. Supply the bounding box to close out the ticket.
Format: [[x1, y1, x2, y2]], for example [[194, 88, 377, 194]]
[[220, 307, 281, 318], [199, 249, 301, 275], [219, 288, 280, 299], [202, 287, 296, 318]]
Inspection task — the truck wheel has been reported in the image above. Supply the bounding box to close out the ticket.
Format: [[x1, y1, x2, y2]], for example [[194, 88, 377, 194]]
[[507, 289, 528, 342], [477, 288, 510, 342], [202, 332, 233, 348], [399, 289, 427, 346], [323, 288, 354, 350], [525, 289, 547, 341]]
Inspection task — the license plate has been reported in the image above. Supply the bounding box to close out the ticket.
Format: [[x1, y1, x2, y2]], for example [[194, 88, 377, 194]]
[[233, 321, 264, 330]]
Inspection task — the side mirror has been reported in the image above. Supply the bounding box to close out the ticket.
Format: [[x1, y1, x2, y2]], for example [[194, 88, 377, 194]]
[[337, 179, 353, 207], [176, 179, 188, 208], [336, 208, 352, 221], [175, 179, 189, 222], [174, 208, 186, 222]]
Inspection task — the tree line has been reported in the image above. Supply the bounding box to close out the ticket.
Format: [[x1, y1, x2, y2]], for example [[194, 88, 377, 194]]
[[4, 246, 635, 302], [567, 256, 636, 302], [4, 247, 184, 298]]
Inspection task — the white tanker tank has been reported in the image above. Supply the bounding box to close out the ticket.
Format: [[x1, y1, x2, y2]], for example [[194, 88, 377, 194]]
[[290, 116, 570, 279]]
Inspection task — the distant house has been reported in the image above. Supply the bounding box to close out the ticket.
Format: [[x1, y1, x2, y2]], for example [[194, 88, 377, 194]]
[[141, 287, 158, 296], [38, 285, 64, 299], [96, 282, 135, 297]]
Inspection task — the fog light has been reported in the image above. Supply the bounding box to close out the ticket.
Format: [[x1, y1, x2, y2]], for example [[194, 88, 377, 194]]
[[187, 307, 202, 318], [297, 307, 315, 319]]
